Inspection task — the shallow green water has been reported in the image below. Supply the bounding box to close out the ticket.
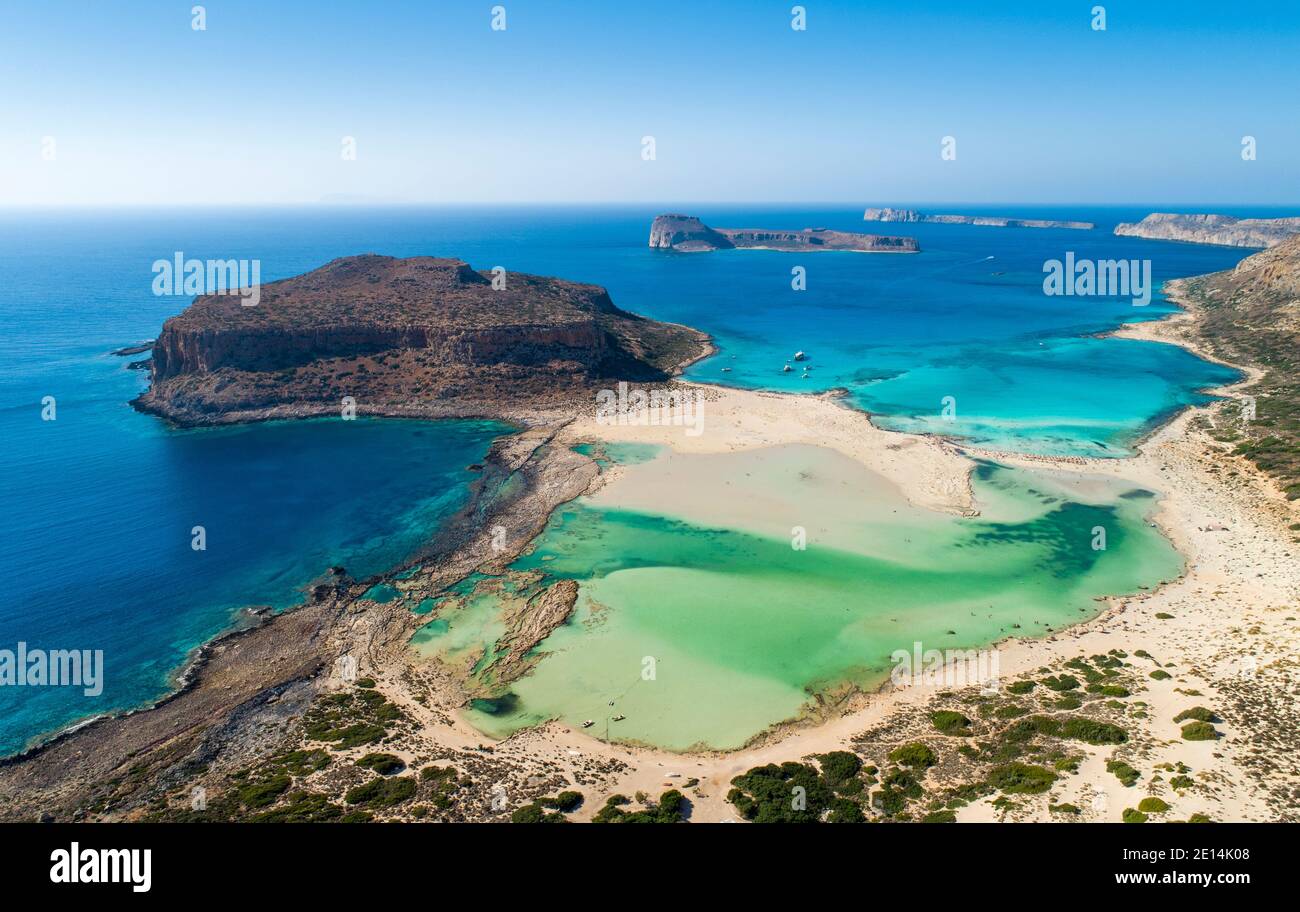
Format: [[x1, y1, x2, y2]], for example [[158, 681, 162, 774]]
[[424, 457, 1181, 751]]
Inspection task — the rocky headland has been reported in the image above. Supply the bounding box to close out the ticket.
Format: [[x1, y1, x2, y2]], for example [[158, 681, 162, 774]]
[[648, 214, 918, 253], [1114, 212, 1300, 248], [133, 255, 711, 426], [6, 241, 1297, 824], [1169, 233, 1300, 498], [863, 207, 1094, 230]]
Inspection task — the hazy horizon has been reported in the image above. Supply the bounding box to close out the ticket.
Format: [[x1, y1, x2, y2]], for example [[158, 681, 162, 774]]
[[5, 0, 1298, 207]]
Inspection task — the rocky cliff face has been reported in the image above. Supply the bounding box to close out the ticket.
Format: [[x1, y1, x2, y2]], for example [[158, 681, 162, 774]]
[[649, 214, 918, 252], [648, 214, 735, 251], [1114, 213, 1300, 248], [136, 255, 711, 426], [1190, 233, 1300, 321], [862, 207, 923, 223], [1177, 234, 1300, 498], [864, 207, 1093, 230]]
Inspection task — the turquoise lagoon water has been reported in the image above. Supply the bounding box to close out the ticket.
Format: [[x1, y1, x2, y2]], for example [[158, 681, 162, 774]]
[[447, 458, 1182, 750], [0, 205, 1260, 755]]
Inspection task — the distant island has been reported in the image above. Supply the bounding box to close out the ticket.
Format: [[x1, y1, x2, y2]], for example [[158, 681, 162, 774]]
[[648, 214, 919, 253], [863, 207, 1094, 230], [134, 255, 710, 426], [1114, 212, 1300, 248]]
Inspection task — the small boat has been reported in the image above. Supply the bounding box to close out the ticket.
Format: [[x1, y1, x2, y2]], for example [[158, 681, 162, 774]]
[[793, 351, 806, 361], [612, 714, 626, 722], [782, 365, 793, 372], [581, 720, 594, 728]]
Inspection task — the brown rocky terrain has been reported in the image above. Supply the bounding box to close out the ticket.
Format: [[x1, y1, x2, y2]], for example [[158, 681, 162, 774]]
[[135, 255, 711, 426], [863, 207, 1093, 230], [0, 425, 604, 821], [1171, 234, 1300, 498], [1114, 212, 1300, 248], [648, 214, 918, 253]]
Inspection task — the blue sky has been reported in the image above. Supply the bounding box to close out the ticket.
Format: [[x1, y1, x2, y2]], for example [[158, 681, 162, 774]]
[[2, 0, 1297, 205]]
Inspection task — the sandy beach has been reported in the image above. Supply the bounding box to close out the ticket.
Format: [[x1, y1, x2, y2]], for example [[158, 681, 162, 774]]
[[385, 288, 1298, 823], [5, 284, 1294, 826]]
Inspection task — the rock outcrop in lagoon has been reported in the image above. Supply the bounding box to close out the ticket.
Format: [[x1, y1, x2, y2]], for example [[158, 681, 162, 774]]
[[649, 214, 919, 253]]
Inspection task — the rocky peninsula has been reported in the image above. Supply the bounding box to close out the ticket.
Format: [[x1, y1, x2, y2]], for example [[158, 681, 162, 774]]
[[649, 214, 918, 253], [863, 207, 1094, 230], [4, 246, 1296, 825], [1114, 212, 1300, 248], [134, 255, 711, 426]]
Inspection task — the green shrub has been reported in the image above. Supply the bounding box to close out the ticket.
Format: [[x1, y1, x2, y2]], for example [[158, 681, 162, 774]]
[[1173, 706, 1218, 723], [541, 790, 584, 812], [1137, 797, 1170, 813], [1005, 680, 1036, 695], [1060, 717, 1129, 745], [728, 762, 835, 823], [1180, 721, 1218, 741], [511, 802, 570, 823], [237, 775, 291, 809], [930, 710, 972, 735], [268, 749, 331, 776], [250, 790, 342, 823], [595, 789, 687, 824], [1040, 674, 1080, 692], [1107, 759, 1140, 787], [345, 775, 416, 808], [827, 798, 865, 823], [1122, 807, 1148, 823], [1086, 684, 1130, 697], [816, 750, 863, 783], [510, 803, 547, 824], [1004, 714, 1127, 746], [888, 742, 937, 768], [986, 763, 1056, 795], [355, 753, 405, 775]]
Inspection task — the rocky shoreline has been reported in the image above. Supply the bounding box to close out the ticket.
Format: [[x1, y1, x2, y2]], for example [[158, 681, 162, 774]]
[[1114, 212, 1300, 248], [863, 207, 1094, 230], [649, 213, 919, 253], [4, 248, 1295, 823], [133, 254, 712, 428]]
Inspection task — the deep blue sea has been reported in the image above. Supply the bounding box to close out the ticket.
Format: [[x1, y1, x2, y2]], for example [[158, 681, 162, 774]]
[[0, 204, 1262, 755]]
